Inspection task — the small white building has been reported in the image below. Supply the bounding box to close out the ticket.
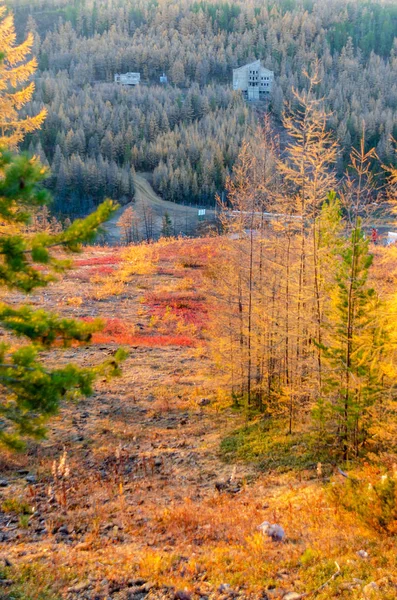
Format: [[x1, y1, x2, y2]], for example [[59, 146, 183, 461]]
[[386, 232, 397, 246], [114, 72, 140, 86], [160, 72, 168, 84], [233, 60, 274, 101]]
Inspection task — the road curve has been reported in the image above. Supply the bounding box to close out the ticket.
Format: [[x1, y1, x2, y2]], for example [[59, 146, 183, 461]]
[[102, 173, 215, 243]]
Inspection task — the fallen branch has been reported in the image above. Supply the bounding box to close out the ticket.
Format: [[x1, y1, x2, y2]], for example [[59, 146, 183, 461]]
[[337, 467, 349, 478], [336, 466, 361, 483]]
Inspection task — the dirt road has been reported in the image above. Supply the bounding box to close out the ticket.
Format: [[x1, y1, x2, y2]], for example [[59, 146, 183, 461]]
[[103, 173, 216, 243]]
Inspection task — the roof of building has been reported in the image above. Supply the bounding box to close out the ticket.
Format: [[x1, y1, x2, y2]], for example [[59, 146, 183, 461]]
[[233, 60, 273, 75], [115, 72, 140, 78]]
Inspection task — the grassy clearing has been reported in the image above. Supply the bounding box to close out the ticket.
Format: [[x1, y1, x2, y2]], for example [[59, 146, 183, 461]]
[[0, 563, 70, 600], [220, 418, 318, 473], [1, 497, 32, 515]]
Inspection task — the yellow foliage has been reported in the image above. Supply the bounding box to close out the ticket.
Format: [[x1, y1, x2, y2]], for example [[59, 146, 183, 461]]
[[176, 277, 195, 291], [119, 243, 159, 280], [93, 243, 159, 299], [0, 4, 47, 148], [66, 296, 84, 307], [92, 277, 124, 300], [138, 551, 176, 583]]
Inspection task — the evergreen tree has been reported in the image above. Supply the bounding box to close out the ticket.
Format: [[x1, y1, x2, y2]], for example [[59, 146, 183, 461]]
[[317, 219, 389, 459], [161, 211, 173, 237], [0, 147, 126, 450]]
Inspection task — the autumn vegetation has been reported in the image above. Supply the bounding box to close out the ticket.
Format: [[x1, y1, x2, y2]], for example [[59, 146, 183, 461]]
[[0, 3, 130, 452], [0, 4, 46, 148], [208, 84, 397, 464], [3, 233, 397, 599], [2, 1, 397, 599]]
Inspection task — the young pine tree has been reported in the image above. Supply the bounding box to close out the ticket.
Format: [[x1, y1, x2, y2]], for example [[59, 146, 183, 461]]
[[0, 148, 126, 450], [161, 211, 173, 238], [317, 217, 389, 460]]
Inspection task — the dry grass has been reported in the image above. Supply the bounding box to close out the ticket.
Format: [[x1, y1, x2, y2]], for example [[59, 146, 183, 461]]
[[1, 239, 397, 600]]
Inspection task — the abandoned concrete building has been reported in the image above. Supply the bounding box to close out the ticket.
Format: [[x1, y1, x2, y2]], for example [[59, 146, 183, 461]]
[[114, 72, 140, 86], [233, 60, 274, 100]]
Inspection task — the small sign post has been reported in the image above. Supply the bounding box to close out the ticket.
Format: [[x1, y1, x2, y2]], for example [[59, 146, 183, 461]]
[[198, 209, 206, 221]]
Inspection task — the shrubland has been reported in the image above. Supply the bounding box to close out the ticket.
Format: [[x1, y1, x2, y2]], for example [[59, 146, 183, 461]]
[[0, 223, 397, 598], [1, 235, 397, 600], [2, 2, 397, 599]]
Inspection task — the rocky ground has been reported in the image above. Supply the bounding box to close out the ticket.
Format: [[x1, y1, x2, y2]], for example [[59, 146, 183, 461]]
[[0, 241, 258, 599], [0, 241, 396, 600]]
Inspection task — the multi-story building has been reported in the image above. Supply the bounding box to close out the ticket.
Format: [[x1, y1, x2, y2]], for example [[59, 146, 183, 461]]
[[233, 60, 274, 100], [114, 72, 141, 86]]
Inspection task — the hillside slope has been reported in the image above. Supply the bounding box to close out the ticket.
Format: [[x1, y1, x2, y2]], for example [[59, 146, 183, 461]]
[[0, 239, 396, 600]]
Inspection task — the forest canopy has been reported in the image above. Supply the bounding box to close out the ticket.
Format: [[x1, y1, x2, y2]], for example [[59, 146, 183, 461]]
[[10, 0, 397, 216]]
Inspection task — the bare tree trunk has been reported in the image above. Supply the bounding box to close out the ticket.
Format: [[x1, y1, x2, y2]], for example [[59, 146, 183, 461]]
[[246, 209, 255, 407], [312, 217, 323, 393]]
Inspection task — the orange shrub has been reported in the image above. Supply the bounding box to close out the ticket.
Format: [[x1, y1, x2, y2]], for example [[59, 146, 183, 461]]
[[330, 464, 397, 534]]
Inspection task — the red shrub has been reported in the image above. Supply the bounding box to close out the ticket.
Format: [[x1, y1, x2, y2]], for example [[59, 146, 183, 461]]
[[67, 265, 116, 280], [145, 292, 208, 328], [81, 318, 194, 346], [74, 254, 121, 267], [82, 317, 195, 348], [82, 317, 130, 335]]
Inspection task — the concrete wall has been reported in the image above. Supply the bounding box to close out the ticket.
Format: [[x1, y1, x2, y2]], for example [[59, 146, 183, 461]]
[[233, 67, 249, 91], [115, 73, 140, 86], [258, 66, 274, 93], [233, 61, 274, 99]]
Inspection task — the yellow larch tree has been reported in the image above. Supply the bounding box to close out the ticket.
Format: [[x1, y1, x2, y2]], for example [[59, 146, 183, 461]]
[[0, 3, 47, 148]]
